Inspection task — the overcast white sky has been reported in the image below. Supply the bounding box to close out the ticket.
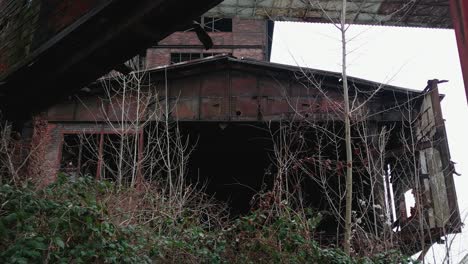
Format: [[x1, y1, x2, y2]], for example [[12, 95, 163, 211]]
[[271, 22, 468, 263]]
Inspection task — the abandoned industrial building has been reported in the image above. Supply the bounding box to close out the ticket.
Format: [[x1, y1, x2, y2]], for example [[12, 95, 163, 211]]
[[0, 0, 463, 259], [2, 16, 457, 254]]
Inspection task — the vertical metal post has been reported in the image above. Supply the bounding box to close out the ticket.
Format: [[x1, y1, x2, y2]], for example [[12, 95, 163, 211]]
[[450, 0, 468, 102]]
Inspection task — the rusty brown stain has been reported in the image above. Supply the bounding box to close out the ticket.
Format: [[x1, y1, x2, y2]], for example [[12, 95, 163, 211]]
[[455, 0, 466, 42]]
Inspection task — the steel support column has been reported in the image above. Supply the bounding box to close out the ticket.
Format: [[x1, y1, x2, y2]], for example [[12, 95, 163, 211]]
[[450, 0, 468, 103]]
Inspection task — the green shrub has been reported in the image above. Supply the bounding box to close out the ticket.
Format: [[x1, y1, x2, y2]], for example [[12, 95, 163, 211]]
[[0, 176, 412, 263], [0, 175, 149, 263]]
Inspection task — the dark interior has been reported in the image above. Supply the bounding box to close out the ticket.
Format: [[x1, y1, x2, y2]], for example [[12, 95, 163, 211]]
[[58, 121, 365, 236], [178, 122, 368, 236], [180, 122, 274, 215]]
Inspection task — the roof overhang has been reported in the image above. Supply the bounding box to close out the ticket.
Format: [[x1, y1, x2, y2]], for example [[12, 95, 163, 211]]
[[0, 0, 222, 121], [206, 0, 452, 28], [143, 55, 423, 95]]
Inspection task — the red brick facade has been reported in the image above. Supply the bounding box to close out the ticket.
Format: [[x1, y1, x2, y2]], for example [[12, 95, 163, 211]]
[[146, 17, 272, 68]]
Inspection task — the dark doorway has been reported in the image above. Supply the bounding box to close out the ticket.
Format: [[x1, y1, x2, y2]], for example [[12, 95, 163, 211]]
[[180, 122, 273, 215]]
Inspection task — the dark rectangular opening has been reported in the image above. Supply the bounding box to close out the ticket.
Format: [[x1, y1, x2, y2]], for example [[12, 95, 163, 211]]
[[206, 17, 232, 32], [170, 53, 231, 64], [59, 132, 141, 185], [60, 134, 99, 178], [170, 53, 202, 64], [186, 17, 232, 32]]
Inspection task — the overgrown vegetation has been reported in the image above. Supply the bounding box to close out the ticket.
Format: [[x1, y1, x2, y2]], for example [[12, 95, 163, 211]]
[[0, 175, 415, 263], [0, 40, 421, 262]]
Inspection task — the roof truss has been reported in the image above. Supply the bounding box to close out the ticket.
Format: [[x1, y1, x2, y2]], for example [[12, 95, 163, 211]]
[[206, 0, 452, 28]]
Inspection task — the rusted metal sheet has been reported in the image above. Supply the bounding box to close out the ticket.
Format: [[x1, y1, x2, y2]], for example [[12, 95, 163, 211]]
[[449, 0, 468, 103], [160, 69, 352, 121], [46, 56, 423, 123], [47, 97, 102, 122], [208, 0, 452, 28], [47, 101, 77, 121]]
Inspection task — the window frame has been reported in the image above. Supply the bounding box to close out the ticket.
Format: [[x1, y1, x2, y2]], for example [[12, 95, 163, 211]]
[[57, 130, 144, 182], [184, 16, 233, 33], [170, 52, 232, 64]]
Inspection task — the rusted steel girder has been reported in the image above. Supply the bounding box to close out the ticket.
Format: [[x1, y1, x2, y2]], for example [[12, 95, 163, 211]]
[[0, 0, 222, 122], [450, 0, 468, 103]]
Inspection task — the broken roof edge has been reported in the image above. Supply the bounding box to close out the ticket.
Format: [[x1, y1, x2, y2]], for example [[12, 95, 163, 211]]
[[206, 16, 453, 30], [271, 20, 456, 31], [143, 54, 424, 95], [205, 0, 453, 29]]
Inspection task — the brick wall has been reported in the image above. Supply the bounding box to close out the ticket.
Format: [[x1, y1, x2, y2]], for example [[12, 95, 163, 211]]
[[26, 121, 128, 186], [22, 115, 59, 186], [233, 49, 264, 60], [146, 17, 268, 68], [146, 49, 171, 68]]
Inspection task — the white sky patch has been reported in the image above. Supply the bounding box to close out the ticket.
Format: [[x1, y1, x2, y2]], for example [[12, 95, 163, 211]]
[[404, 189, 416, 218], [271, 22, 468, 263]]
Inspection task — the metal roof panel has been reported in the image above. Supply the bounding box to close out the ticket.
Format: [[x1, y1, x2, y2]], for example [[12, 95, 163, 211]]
[[206, 0, 452, 28]]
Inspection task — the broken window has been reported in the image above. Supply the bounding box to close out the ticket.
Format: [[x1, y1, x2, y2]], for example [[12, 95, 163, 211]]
[[203, 17, 232, 32], [170, 53, 231, 64], [123, 53, 146, 71], [170, 53, 202, 64], [59, 132, 141, 185], [60, 134, 99, 178], [188, 17, 232, 32]]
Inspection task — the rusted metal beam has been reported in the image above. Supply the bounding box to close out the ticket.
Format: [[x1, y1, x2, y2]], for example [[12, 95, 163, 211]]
[[449, 0, 468, 103], [0, 0, 223, 123]]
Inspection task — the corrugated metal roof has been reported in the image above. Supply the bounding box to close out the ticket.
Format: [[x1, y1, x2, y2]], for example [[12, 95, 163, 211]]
[[205, 0, 452, 28]]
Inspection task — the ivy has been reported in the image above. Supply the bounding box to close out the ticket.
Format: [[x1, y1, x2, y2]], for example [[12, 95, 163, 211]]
[[0, 176, 149, 263]]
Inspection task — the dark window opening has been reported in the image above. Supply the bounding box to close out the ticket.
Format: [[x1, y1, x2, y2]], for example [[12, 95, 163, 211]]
[[170, 53, 232, 64], [170, 53, 201, 64], [125, 53, 146, 70], [60, 134, 99, 178], [59, 133, 141, 184], [204, 17, 232, 32]]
